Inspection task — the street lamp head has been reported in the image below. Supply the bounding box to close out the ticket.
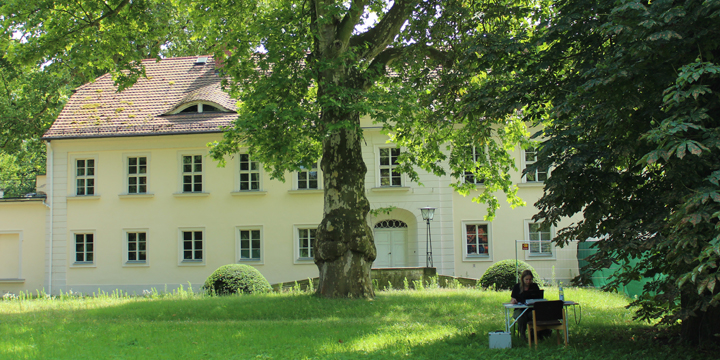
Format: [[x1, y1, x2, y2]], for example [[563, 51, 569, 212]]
[[420, 207, 436, 221]]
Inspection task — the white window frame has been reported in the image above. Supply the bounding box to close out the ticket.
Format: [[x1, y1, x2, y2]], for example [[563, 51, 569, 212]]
[[123, 229, 149, 266], [71, 155, 98, 196], [377, 146, 403, 187], [524, 220, 554, 258], [522, 147, 548, 183], [169, 101, 229, 114], [72, 231, 96, 265], [238, 153, 262, 191], [295, 161, 321, 190], [294, 225, 318, 264], [464, 146, 485, 185], [178, 152, 205, 193], [125, 154, 150, 195], [462, 221, 491, 260], [236, 226, 263, 263], [178, 228, 205, 265]]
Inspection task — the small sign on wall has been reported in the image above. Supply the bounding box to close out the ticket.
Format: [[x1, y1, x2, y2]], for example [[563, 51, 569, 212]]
[[522, 243, 529, 250]]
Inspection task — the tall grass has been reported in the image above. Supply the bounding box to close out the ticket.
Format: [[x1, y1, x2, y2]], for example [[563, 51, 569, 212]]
[[0, 286, 712, 359]]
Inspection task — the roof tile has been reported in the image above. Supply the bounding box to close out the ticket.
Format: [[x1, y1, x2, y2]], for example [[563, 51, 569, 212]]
[[43, 56, 237, 139]]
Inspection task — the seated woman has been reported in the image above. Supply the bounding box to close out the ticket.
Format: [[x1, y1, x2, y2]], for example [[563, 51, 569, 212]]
[[510, 269, 540, 339]]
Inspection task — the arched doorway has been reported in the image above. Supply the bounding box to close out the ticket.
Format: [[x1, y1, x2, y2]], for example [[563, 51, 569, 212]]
[[373, 220, 408, 268]]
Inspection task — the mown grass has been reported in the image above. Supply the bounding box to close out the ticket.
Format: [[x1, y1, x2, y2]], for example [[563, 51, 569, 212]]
[[0, 286, 713, 359]]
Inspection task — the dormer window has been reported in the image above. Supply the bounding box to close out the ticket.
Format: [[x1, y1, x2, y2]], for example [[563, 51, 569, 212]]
[[171, 102, 226, 114], [180, 105, 199, 113]]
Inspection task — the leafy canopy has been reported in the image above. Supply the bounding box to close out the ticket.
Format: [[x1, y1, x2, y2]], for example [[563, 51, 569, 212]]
[[463, 0, 720, 335], [0, 0, 212, 196]]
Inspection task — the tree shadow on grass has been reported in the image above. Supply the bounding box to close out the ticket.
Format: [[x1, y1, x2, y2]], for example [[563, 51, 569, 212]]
[[2, 290, 713, 359]]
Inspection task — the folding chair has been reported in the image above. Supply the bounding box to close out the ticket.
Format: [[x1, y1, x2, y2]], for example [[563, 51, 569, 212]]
[[527, 300, 567, 348]]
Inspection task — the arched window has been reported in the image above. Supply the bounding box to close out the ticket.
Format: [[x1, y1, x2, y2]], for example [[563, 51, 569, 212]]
[[374, 220, 408, 229], [179, 105, 199, 113], [172, 102, 226, 114], [202, 104, 221, 112]]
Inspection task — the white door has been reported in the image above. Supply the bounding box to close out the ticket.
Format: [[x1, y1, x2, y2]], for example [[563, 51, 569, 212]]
[[373, 228, 407, 268]]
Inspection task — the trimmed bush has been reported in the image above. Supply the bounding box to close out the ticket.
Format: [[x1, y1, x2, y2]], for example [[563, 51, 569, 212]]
[[204, 264, 272, 295], [479, 259, 540, 290]]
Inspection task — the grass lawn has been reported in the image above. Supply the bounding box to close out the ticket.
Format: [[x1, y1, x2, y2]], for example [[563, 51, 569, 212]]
[[0, 286, 712, 359]]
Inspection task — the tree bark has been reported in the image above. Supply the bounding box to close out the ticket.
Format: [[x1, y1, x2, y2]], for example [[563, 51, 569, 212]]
[[315, 112, 376, 298], [680, 287, 720, 345]]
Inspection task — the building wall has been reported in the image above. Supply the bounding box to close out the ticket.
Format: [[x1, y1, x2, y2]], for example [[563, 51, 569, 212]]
[[0, 200, 47, 295], [451, 144, 581, 283], [44, 125, 461, 294], [2, 120, 580, 295]]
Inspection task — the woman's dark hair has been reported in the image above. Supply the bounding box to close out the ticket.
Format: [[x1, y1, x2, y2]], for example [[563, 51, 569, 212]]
[[519, 269, 534, 294]]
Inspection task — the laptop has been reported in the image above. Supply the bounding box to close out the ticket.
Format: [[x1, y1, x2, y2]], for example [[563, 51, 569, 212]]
[[523, 289, 545, 304]]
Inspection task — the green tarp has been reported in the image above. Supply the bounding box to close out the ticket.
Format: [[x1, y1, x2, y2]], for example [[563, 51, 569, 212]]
[[577, 242, 653, 299]]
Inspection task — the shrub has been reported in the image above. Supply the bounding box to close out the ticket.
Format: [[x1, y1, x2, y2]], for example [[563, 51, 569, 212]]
[[203, 264, 272, 295], [479, 259, 540, 290]]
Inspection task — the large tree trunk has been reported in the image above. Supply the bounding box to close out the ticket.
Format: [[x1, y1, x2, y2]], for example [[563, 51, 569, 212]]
[[315, 112, 376, 298], [680, 287, 720, 345]]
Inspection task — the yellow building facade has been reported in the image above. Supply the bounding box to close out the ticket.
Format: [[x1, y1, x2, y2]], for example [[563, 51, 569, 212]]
[[0, 56, 580, 296]]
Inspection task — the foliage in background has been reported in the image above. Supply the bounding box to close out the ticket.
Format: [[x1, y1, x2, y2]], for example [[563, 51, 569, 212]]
[[0, 141, 45, 197], [0, 0, 212, 195], [203, 264, 272, 295], [1, 0, 543, 298], [459, 0, 720, 343], [479, 259, 540, 290], [183, 0, 547, 297], [0, 58, 70, 197]]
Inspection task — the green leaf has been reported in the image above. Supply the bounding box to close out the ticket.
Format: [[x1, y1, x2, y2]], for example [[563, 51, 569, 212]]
[[711, 192, 720, 203], [682, 214, 702, 225], [708, 171, 720, 186], [647, 31, 683, 41], [676, 142, 687, 159], [698, 277, 709, 295], [644, 150, 662, 164], [687, 141, 704, 156]]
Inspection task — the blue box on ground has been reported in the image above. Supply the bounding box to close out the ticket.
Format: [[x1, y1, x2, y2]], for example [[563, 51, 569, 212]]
[[489, 331, 511, 349]]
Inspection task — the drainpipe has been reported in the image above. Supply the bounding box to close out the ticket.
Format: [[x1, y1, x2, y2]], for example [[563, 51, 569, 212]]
[[46, 141, 54, 294]]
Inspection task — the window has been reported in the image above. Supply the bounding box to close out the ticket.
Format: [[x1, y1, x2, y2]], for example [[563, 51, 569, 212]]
[[127, 157, 147, 194], [239, 154, 260, 191], [177, 103, 223, 113], [179, 105, 199, 113], [464, 146, 484, 185], [379, 147, 402, 186], [182, 155, 203, 192], [528, 222, 552, 256], [297, 162, 319, 190], [74, 233, 94, 263], [76, 159, 95, 195], [465, 223, 489, 257], [181, 230, 203, 261], [298, 228, 316, 260], [523, 147, 548, 182], [0, 233, 21, 279], [238, 229, 261, 261], [126, 232, 147, 263]]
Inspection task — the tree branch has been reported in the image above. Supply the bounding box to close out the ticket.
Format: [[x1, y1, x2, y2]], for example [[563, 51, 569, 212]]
[[0, 69, 13, 100], [359, 43, 450, 89], [87, 0, 130, 27], [62, 0, 131, 36], [349, 0, 415, 61], [336, 0, 369, 45]]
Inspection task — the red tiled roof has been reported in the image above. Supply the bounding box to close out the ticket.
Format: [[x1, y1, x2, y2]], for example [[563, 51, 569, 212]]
[[43, 56, 237, 139]]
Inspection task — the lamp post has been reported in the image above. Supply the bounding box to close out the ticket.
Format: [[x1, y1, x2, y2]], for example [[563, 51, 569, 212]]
[[420, 207, 435, 268]]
